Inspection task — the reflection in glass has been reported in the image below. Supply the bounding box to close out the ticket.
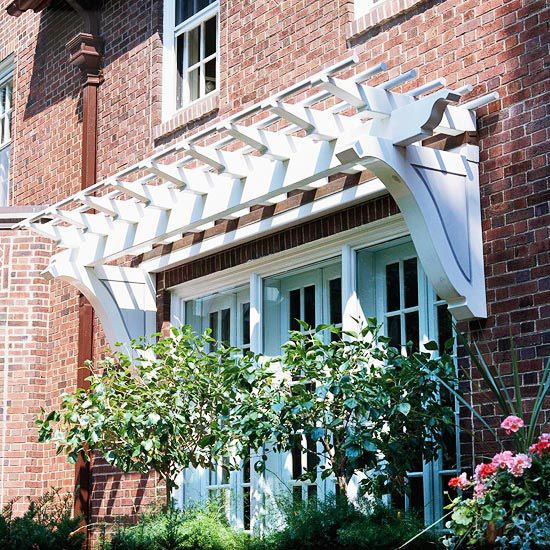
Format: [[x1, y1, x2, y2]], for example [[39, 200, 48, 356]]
[[289, 289, 301, 331], [405, 311, 419, 352], [404, 258, 418, 308], [329, 277, 342, 325], [205, 58, 217, 94], [386, 262, 400, 311], [387, 315, 401, 349], [304, 285, 316, 327]]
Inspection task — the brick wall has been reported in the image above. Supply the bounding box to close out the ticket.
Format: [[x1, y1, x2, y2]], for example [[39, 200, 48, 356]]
[[0, 231, 53, 513], [0, 0, 547, 541]]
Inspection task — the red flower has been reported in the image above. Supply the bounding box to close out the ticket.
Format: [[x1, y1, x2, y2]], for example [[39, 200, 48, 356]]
[[529, 433, 550, 457], [475, 462, 497, 480], [448, 473, 469, 490]]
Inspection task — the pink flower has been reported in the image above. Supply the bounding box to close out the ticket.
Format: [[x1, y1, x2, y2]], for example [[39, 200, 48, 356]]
[[509, 453, 532, 477], [475, 462, 497, 481], [474, 481, 487, 499], [492, 450, 515, 469], [501, 415, 525, 435], [448, 472, 470, 490], [528, 433, 550, 457]]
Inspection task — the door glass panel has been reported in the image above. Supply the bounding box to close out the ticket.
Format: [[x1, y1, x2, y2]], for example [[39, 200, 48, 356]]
[[209, 311, 218, 341], [387, 315, 401, 349], [404, 258, 418, 308], [405, 311, 419, 351], [291, 435, 302, 479], [408, 477, 424, 512], [303, 285, 316, 327], [329, 277, 342, 325], [242, 302, 250, 348], [386, 262, 400, 311], [221, 308, 231, 345], [289, 288, 301, 331], [437, 304, 453, 351]]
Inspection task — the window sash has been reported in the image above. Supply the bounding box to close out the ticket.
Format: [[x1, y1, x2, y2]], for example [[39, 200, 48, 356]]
[[174, 2, 218, 109], [173, 234, 458, 528]]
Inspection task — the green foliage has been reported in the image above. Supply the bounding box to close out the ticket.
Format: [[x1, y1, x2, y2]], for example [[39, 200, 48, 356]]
[[36, 325, 260, 506], [240, 320, 456, 497], [0, 488, 85, 550], [453, 335, 550, 451], [107, 505, 249, 550], [257, 495, 441, 550]]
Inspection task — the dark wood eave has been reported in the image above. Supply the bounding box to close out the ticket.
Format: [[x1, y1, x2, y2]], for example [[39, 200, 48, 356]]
[[6, 0, 101, 17]]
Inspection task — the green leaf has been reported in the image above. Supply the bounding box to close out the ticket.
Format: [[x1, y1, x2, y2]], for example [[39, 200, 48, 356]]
[[396, 402, 411, 416], [423, 341, 439, 351], [344, 397, 358, 410]]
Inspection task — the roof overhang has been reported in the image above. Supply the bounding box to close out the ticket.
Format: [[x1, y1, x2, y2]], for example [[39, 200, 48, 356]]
[[16, 54, 498, 346]]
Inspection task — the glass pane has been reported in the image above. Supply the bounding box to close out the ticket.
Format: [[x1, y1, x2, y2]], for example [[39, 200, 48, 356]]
[[293, 485, 302, 505], [243, 453, 251, 484], [391, 484, 405, 510], [204, 16, 217, 57], [176, 34, 185, 108], [303, 285, 316, 327], [289, 289, 301, 331], [175, 0, 192, 25], [205, 58, 217, 95], [307, 485, 317, 500], [408, 476, 424, 512], [386, 262, 400, 312], [387, 315, 401, 349], [242, 302, 250, 347], [197, 0, 214, 12], [243, 486, 251, 530], [291, 436, 302, 479], [187, 26, 201, 67], [209, 468, 217, 485], [209, 311, 218, 341], [409, 449, 423, 472], [306, 436, 318, 472], [405, 311, 419, 352], [221, 461, 230, 484], [437, 304, 453, 351], [404, 258, 418, 308], [442, 425, 458, 470], [188, 66, 200, 101], [329, 278, 342, 325], [221, 308, 230, 345]]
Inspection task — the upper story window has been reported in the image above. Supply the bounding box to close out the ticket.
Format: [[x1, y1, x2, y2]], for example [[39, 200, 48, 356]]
[[163, 0, 219, 118], [0, 56, 13, 207]]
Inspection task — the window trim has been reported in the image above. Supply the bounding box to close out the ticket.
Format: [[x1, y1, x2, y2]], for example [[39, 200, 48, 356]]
[[162, 0, 219, 121], [0, 55, 14, 208], [170, 228, 459, 527]]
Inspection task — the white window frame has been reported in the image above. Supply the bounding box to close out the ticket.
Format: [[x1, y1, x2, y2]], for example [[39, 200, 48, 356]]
[[0, 56, 14, 208], [162, 0, 219, 121], [169, 220, 414, 528], [358, 238, 460, 524]]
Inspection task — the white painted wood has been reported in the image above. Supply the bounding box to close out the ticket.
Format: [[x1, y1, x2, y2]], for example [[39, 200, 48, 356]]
[[19, 58, 497, 333]]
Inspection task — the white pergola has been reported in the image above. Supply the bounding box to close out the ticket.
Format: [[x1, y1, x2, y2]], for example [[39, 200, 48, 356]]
[[18, 55, 497, 346]]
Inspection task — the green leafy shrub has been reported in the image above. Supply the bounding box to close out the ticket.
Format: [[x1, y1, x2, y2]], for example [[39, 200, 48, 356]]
[[259, 495, 441, 550], [108, 504, 249, 550], [0, 488, 84, 550]]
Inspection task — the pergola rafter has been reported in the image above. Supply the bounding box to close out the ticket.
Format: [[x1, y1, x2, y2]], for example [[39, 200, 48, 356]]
[[17, 54, 498, 346]]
